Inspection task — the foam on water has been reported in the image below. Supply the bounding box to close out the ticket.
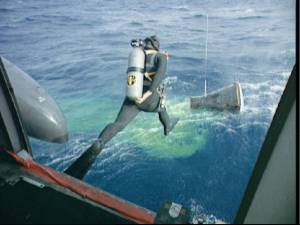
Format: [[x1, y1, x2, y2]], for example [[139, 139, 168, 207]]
[[190, 199, 224, 224]]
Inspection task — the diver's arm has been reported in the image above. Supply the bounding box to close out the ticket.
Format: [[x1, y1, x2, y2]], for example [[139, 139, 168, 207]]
[[136, 53, 167, 104], [149, 53, 167, 92], [135, 90, 152, 104]]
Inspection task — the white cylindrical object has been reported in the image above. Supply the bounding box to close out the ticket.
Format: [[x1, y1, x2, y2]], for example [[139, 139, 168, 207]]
[[126, 47, 145, 100]]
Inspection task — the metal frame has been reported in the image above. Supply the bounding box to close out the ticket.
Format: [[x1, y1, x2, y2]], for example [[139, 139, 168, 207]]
[[234, 65, 296, 223]]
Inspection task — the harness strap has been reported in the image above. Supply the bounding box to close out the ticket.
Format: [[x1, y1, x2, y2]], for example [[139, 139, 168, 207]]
[[127, 66, 145, 73], [145, 49, 158, 55], [144, 50, 169, 82]]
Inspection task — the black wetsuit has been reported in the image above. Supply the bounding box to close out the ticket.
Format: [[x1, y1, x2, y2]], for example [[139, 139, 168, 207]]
[[98, 51, 172, 145]]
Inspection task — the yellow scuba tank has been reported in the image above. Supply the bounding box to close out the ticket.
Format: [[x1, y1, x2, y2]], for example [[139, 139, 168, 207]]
[[126, 39, 145, 101]]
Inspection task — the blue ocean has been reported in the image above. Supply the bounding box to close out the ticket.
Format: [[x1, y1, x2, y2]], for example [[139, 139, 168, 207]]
[[0, 0, 295, 223]]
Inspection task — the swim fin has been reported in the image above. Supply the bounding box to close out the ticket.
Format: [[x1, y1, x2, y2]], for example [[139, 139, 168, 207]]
[[65, 139, 104, 179], [164, 118, 179, 136]]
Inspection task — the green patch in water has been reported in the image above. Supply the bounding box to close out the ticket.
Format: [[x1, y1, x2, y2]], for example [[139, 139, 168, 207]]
[[62, 95, 210, 159], [59, 94, 121, 132], [115, 100, 208, 159]]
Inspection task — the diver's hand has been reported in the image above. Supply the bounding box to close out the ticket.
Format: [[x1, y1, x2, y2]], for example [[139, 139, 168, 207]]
[[162, 50, 169, 60], [135, 91, 152, 104]]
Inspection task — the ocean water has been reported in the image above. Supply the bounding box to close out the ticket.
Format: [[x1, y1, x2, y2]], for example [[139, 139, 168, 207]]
[[0, 0, 295, 223]]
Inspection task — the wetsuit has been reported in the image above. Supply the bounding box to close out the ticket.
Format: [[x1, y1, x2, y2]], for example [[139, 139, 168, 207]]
[[98, 50, 172, 145]]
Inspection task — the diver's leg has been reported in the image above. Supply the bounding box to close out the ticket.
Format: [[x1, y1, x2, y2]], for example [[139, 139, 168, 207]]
[[158, 107, 179, 136], [159, 108, 170, 135], [98, 98, 140, 145], [65, 98, 140, 179]]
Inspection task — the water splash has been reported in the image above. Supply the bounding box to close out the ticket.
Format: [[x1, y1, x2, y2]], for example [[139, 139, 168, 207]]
[[190, 199, 226, 224]]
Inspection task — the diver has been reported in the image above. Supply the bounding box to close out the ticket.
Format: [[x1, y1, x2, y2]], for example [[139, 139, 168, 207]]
[[65, 36, 179, 179]]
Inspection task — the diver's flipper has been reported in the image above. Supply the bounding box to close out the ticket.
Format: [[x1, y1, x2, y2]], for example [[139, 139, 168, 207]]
[[165, 118, 179, 136], [65, 139, 104, 179]]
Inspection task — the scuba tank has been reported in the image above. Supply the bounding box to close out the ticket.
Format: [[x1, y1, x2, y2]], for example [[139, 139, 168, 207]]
[[126, 39, 145, 101]]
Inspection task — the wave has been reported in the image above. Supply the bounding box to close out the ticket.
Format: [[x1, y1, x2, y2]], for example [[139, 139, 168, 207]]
[[183, 14, 205, 20], [241, 76, 287, 93], [169, 5, 190, 11], [0, 8, 15, 13], [0, 25, 17, 30], [171, 55, 202, 65], [232, 8, 254, 14], [236, 15, 266, 20], [190, 199, 226, 224], [128, 21, 143, 27], [236, 121, 270, 130], [19, 14, 80, 25]]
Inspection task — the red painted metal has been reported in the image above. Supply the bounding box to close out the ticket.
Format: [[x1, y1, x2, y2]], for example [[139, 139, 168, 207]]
[[4, 150, 155, 224]]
